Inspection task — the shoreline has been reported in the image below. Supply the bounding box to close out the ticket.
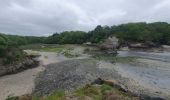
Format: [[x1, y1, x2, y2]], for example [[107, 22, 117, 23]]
[[1, 47, 170, 100]]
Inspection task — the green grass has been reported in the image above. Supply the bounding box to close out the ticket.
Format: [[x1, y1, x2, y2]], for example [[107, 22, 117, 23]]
[[74, 84, 139, 100], [43, 90, 65, 100], [26, 90, 65, 100], [21, 44, 81, 58], [6, 96, 19, 100], [40, 47, 64, 53], [21, 44, 66, 52], [100, 84, 113, 93], [61, 50, 80, 58], [74, 84, 102, 100], [6, 84, 139, 100], [93, 54, 137, 64], [40, 45, 80, 58]]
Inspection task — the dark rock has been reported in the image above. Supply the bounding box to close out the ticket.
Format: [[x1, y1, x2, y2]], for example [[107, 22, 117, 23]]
[[0, 57, 39, 77]]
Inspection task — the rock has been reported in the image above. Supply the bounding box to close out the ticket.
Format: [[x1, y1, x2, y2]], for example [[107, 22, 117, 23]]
[[99, 36, 119, 51], [162, 45, 170, 52], [92, 78, 127, 93], [0, 57, 39, 76], [128, 43, 148, 48], [119, 46, 129, 51], [84, 42, 92, 45]]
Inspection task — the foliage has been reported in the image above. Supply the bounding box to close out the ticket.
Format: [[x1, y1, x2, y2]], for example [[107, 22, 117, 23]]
[[6, 96, 19, 100], [100, 84, 113, 93], [16, 84, 138, 100], [0, 33, 46, 48], [46, 22, 170, 45], [1, 22, 170, 64], [2, 47, 26, 65], [1, 22, 170, 47], [112, 22, 170, 44], [0, 33, 46, 51], [45, 31, 86, 44], [43, 90, 65, 100], [87, 25, 111, 43], [0, 33, 45, 65], [74, 84, 102, 100]]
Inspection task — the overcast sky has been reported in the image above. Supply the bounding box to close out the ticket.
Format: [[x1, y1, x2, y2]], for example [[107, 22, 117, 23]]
[[0, 0, 170, 36]]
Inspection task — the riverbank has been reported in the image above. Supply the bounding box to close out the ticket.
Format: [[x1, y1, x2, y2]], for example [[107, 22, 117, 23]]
[[1, 45, 170, 100], [0, 46, 90, 100]]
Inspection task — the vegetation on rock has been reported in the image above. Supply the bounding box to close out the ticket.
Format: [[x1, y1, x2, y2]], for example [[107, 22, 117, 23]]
[[6, 84, 139, 100]]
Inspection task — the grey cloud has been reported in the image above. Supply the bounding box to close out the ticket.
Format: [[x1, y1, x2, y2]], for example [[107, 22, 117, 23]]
[[0, 0, 170, 36]]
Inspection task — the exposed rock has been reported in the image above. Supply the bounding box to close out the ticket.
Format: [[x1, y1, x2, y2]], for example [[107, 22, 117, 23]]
[[0, 57, 39, 76], [83, 42, 92, 45], [128, 43, 149, 49], [128, 41, 162, 49], [92, 78, 127, 93], [162, 45, 170, 52], [99, 36, 119, 51], [119, 46, 129, 51]]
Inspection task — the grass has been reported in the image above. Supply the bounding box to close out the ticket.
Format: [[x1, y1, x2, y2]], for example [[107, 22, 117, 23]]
[[61, 50, 80, 58], [21, 44, 66, 53], [74, 84, 102, 100], [93, 53, 137, 64], [74, 84, 139, 100], [22, 44, 81, 58], [6, 96, 19, 100], [40, 45, 80, 58], [41, 47, 64, 53], [37, 90, 65, 100], [6, 84, 139, 100]]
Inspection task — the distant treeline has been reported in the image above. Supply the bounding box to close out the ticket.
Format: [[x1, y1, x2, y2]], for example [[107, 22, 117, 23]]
[[46, 22, 170, 45], [1, 22, 170, 49], [1, 22, 170, 63], [0, 33, 46, 56]]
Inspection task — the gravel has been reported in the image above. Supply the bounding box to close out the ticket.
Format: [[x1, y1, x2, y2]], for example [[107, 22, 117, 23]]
[[33, 59, 119, 96], [33, 58, 169, 100]]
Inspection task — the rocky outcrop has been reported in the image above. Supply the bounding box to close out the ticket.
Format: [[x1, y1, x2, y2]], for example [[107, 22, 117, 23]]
[[100, 36, 119, 51], [0, 56, 39, 76], [162, 45, 170, 52]]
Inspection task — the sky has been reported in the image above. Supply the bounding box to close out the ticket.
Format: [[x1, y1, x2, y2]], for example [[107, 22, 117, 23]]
[[0, 0, 170, 36]]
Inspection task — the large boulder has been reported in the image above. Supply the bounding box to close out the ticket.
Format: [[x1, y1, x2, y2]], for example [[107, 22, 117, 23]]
[[162, 45, 170, 52], [99, 36, 119, 51]]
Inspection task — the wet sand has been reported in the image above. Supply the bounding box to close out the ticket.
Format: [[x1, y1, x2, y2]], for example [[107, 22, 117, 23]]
[[0, 51, 61, 100], [0, 66, 44, 100], [115, 51, 170, 99], [0, 48, 89, 100]]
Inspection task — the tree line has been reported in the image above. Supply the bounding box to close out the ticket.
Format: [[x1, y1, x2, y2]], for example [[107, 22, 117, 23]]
[[0, 33, 46, 57], [45, 22, 170, 45], [1, 22, 170, 51], [1, 22, 170, 64]]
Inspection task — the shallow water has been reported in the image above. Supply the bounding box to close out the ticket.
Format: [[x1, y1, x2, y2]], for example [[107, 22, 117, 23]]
[[118, 51, 170, 62], [116, 51, 170, 98]]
